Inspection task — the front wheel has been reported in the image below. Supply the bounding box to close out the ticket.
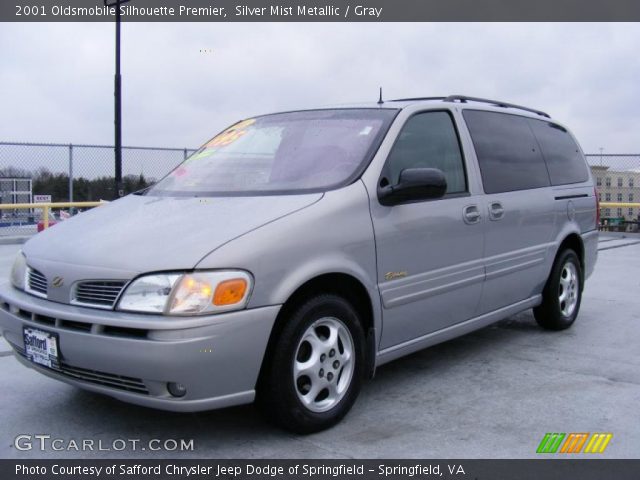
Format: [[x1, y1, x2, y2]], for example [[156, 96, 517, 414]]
[[534, 249, 583, 330], [259, 294, 365, 433]]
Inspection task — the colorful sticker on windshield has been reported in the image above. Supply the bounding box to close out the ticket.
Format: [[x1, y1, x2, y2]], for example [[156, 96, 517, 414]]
[[177, 118, 256, 174], [172, 166, 190, 178], [205, 118, 256, 148], [185, 149, 214, 163]]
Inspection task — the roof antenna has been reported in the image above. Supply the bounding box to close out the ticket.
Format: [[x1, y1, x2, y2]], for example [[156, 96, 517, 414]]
[[377, 87, 384, 105]]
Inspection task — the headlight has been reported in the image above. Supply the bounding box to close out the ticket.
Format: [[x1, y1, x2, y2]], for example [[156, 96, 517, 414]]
[[117, 270, 252, 315], [117, 273, 181, 313], [10, 251, 27, 290]]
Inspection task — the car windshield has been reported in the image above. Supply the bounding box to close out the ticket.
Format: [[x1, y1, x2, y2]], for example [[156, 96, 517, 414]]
[[147, 109, 397, 196]]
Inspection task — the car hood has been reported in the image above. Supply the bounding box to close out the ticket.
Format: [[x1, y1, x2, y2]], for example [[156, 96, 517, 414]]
[[23, 193, 322, 274]]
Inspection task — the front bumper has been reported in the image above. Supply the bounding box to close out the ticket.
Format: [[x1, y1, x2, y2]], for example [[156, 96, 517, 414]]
[[0, 284, 280, 412]]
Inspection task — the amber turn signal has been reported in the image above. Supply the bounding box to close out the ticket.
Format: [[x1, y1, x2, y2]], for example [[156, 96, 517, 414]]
[[213, 278, 248, 306]]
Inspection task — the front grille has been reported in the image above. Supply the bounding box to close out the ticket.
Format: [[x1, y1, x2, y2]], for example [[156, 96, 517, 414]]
[[73, 281, 126, 308], [56, 363, 149, 394], [27, 268, 47, 297], [12, 344, 149, 395]]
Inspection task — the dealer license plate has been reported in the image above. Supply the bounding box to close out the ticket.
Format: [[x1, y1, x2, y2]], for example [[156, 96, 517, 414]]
[[23, 327, 60, 369]]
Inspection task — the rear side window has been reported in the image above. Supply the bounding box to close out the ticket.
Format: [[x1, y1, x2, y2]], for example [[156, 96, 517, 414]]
[[528, 119, 589, 185], [385, 111, 467, 194], [463, 110, 550, 194]]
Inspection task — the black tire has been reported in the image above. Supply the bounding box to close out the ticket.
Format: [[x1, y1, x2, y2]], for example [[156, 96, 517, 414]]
[[258, 294, 365, 434], [534, 249, 583, 330]]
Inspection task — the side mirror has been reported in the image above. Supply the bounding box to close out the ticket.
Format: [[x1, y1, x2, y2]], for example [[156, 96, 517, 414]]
[[378, 168, 447, 206]]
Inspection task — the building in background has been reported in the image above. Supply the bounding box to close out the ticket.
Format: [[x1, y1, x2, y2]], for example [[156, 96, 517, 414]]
[[591, 165, 640, 228]]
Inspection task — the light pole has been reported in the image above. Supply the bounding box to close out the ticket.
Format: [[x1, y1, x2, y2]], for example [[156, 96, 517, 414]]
[[104, 0, 130, 199]]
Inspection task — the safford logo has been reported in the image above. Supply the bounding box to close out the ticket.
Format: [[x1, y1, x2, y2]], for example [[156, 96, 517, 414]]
[[51, 277, 64, 288]]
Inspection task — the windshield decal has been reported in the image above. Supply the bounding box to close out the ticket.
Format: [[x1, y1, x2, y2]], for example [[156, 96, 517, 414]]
[[205, 118, 256, 148]]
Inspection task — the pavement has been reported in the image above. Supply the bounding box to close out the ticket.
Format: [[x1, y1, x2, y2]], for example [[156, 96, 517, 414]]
[[0, 235, 638, 459]]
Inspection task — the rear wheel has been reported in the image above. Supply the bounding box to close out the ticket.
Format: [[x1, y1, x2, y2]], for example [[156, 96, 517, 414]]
[[534, 249, 582, 330], [259, 294, 365, 433]]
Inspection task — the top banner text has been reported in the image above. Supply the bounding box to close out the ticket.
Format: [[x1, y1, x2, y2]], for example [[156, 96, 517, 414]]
[[3, 0, 640, 22]]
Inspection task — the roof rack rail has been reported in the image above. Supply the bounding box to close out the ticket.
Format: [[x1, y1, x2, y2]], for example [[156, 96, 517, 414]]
[[444, 95, 550, 118], [390, 96, 447, 102]]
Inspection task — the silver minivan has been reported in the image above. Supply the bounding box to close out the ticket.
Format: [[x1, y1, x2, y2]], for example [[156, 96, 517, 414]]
[[1, 95, 598, 432]]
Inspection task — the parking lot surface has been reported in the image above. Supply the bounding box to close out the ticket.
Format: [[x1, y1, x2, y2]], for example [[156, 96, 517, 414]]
[[1, 235, 639, 459]]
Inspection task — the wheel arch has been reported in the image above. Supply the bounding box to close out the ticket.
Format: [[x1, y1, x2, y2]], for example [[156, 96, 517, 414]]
[[534, 233, 585, 330], [556, 232, 585, 272], [256, 272, 378, 391]]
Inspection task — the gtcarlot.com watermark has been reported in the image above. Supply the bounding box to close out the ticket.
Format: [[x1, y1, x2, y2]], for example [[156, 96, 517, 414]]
[[14, 435, 194, 452]]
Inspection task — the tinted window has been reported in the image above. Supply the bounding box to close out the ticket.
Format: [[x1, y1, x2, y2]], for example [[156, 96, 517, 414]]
[[529, 118, 588, 185], [385, 111, 466, 194], [463, 110, 550, 194]]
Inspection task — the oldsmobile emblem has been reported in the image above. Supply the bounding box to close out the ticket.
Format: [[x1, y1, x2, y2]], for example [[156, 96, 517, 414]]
[[51, 276, 64, 288], [385, 271, 408, 281]]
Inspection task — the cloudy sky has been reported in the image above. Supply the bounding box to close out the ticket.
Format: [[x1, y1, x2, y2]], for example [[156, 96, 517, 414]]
[[1, 22, 639, 154]]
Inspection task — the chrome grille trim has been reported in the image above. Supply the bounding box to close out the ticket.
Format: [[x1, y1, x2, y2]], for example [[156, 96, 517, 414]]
[[72, 280, 127, 309], [26, 268, 47, 298]]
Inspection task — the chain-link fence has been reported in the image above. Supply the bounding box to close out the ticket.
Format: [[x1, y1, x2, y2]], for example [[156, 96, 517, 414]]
[[0, 143, 638, 237], [586, 154, 640, 232], [0, 142, 196, 236]]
